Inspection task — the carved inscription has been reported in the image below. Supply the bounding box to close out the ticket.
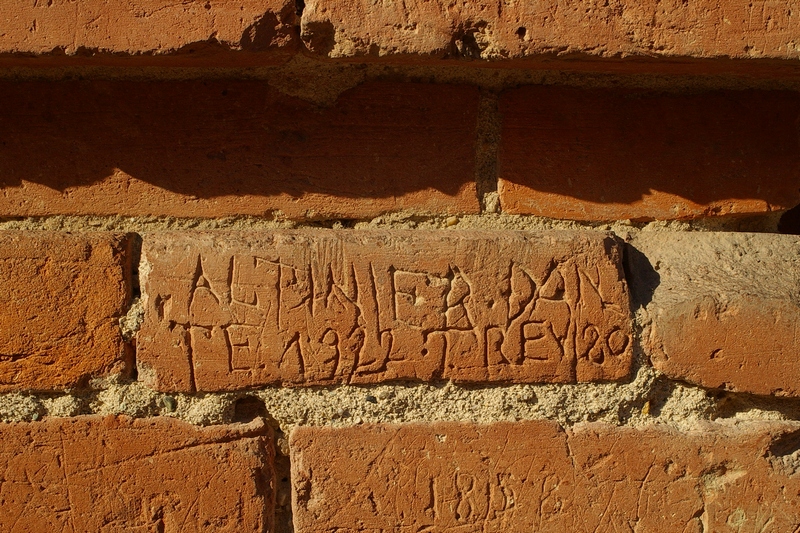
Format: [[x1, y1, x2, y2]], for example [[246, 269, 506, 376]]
[[0, 417, 274, 531], [139, 230, 632, 391], [290, 422, 574, 532], [291, 421, 800, 532]]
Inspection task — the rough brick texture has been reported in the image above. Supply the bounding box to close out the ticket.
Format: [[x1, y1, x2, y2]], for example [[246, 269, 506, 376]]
[[499, 87, 800, 221], [301, 0, 800, 61], [0, 232, 131, 391], [292, 420, 800, 532], [138, 230, 632, 391], [630, 232, 800, 397], [0, 416, 274, 531], [0, 81, 478, 219], [0, 0, 297, 64]]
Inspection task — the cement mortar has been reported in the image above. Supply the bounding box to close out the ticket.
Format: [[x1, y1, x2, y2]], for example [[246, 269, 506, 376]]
[[1, 365, 798, 431], [0, 211, 783, 234], [3, 55, 800, 100]]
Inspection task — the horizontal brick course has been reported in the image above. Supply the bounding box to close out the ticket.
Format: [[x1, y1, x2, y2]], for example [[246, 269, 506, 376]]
[[0, 80, 479, 219], [301, 0, 800, 62], [0, 232, 131, 391], [0, 416, 274, 531], [499, 87, 800, 221], [0, 0, 297, 64], [138, 230, 632, 391], [630, 232, 800, 397], [291, 420, 800, 531]]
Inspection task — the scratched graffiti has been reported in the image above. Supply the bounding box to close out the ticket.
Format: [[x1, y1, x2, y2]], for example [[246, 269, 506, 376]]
[[140, 230, 632, 391]]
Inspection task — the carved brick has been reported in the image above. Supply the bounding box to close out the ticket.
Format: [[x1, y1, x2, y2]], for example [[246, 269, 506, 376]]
[[0, 232, 132, 391], [291, 420, 800, 531], [0, 416, 274, 531], [138, 230, 632, 391]]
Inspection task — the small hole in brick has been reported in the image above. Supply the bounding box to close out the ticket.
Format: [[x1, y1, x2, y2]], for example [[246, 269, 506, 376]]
[[233, 396, 267, 423], [768, 429, 800, 458], [516, 27, 527, 38], [778, 202, 800, 235]]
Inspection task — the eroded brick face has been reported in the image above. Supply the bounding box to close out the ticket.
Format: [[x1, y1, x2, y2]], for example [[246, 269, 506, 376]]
[[138, 230, 632, 391], [0, 0, 297, 58], [0, 232, 131, 391], [301, 0, 800, 61], [631, 233, 800, 397], [291, 421, 800, 532], [0, 416, 275, 532]]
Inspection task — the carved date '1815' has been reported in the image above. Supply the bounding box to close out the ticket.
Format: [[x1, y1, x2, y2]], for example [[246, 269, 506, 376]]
[[138, 230, 632, 391]]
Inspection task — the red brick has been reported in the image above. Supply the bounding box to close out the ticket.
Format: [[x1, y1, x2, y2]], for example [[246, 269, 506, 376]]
[[301, 0, 800, 63], [499, 86, 800, 221], [291, 420, 800, 531], [0, 415, 274, 531], [138, 230, 632, 391], [631, 233, 800, 397], [0, 80, 478, 219], [0, 232, 131, 391], [0, 0, 297, 66]]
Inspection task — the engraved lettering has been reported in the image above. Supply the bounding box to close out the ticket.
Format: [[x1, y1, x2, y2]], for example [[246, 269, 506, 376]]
[[142, 231, 633, 389]]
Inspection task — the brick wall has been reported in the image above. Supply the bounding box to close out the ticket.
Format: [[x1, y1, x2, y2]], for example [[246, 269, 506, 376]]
[[1, 1, 800, 531]]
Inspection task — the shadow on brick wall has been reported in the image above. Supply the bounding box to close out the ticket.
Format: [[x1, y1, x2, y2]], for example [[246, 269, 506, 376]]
[[0, 80, 480, 218], [499, 86, 800, 220], [2, 80, 799, 221]]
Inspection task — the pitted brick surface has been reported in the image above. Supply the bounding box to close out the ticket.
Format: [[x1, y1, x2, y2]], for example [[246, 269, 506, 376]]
[[301, 0, 800, 61], [631, 232, 800, 397], [0, 232, 131, 391], [0, 0, 296, 59], [138, 230, 632, 391]]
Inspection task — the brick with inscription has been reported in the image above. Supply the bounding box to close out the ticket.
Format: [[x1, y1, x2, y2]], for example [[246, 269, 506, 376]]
[[0, 232, 132, 391], [291, 420, 800, 532], [0, 416, 274, 531], [499, 87, 800, 221], [630, 232, 800, 397], [0, 80, 478, 219], [138, 230, 632, 391]]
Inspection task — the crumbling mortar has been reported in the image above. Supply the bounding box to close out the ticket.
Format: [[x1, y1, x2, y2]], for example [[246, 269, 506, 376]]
[[3, 56, 800, 102], [2, 368, 799, 430], [0, 210, 784, 234], [475, 89, 501, 213]]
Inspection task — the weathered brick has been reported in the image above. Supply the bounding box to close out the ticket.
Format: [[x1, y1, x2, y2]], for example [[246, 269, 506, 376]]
[[138, 230, 632, 391], [0, 80, 478, 219], [630, 232, 800, 397], [0, 232, 131, 391], [0, 416, 274, 531], [499, 86, 800, 221], [0, 0, 297, 65], [291, 420, 800, 532], [301, 0, 800, 63]]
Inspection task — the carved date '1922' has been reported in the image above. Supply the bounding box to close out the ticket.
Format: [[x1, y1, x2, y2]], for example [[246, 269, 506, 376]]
[[139, 230, 632, 391]]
